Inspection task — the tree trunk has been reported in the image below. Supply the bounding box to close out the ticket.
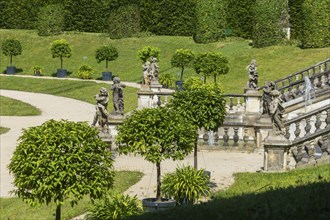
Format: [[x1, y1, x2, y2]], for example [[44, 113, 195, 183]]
[[106, 60, 109, 72], [214, 75, 217, 83], [55, 205, 61, 220], [194, 135, 198, 169], [180, 67, 184, 82], [60, 57, 63, 69], [156, 162, 161, 201], [10, 55, 13, 66]]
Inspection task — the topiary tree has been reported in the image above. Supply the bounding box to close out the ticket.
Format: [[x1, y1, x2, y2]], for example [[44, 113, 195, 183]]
[[171, 49, 195, 82], [194, 52, 229, 83], [50, 39, 72, 70], [137, 45, 160, 63], [115, 107, 196, 202], [95, 45, 119, 72], [1, 39, 22, 66], [168, 81, 226, 169], [8, 119, 115, 220]]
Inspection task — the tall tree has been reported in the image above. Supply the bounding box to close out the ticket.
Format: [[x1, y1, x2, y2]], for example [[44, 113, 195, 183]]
[[115, 107, 196, 201], [168, 80, 226, 169], [8, 119, 115, 220]]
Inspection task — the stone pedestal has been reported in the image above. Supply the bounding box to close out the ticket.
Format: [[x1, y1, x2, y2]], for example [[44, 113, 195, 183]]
[[263, 131, 291, 171], [138, 89, 153, 109], [108, 114, 125, 142], [244, 89, 261, 113], [98, 130, 112, 149]]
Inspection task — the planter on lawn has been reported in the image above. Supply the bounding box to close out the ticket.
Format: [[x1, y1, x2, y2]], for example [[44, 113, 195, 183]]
[[6, 66, 16, 75], [102, 72, 112, 81], [57, 69, 67, 78], [175, 80, 184, 90]]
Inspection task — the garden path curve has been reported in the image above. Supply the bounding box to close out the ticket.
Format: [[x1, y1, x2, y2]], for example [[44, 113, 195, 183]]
[[0, 89, 263, 199]]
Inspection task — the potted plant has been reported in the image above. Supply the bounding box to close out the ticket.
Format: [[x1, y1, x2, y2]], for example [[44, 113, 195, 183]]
[[31, 65, 43, 76], [95, 45, 118, 81], [77, 65, 94, 79], [170, 48, 195, 90], [161, 165, 210, 206], [1, 39, 22, 75], [159, 73, 174, 88], [50, 39, 72, 78], [115, 106, 196, 211]]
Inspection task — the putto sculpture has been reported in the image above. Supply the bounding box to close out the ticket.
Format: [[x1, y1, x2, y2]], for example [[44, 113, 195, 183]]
[[111, 77, 126, 115], [91, 87, 109, 133], [246, 59, 258, 89], [142, 56, 159, 85], [262, 81, 275, 115]]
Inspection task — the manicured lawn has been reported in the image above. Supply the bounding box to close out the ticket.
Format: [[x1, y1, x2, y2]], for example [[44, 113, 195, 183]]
[[0, 95, 41, 116], [0, 171, 143, 220], [1, 29, 329, 94]]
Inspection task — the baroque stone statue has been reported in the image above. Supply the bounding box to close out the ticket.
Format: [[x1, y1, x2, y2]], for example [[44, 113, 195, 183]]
[[142, 57, 159, 85], [111, 77, 126, 115], [262, 81, 275, 115], [246, 59, 258, 89], [91, 87, 109, 133], [269, 89, 285, 135]]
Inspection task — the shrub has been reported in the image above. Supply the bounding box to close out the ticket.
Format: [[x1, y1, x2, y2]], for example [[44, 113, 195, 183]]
[[161, 165, 210, 205], [252, 0, 288, 48], [299, 0, 330, 48], [31, 65, 43, 75], [140, 0, 196, 36], [77, 65, 94, 79], [108, 4, 140, 39], [226, 0, 256, 39], [37, 4, 64, 36], [159, 73, 175, 88], [193, 0, 227, 43], [86, 194, 143, 220]]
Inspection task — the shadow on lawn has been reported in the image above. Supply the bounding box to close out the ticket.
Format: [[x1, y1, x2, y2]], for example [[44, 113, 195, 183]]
[[128, 181, 330, 220]]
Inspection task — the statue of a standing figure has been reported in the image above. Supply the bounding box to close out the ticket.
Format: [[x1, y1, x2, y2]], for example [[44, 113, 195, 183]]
[[150, 56, 159, 81], [111, 77, 126, 115], [269, 89, 285, 135], [91, 87, 109, 133], [246, 59, 258, 89], [142, 61, 152, 85], [262, 81, 275, 115]]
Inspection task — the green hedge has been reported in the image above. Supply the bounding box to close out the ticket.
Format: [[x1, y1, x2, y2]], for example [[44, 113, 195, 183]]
[[226, 0, 256, 39], [288, 0, 304, 40], [252, 0, 288, 48], [299, 0, 330, 48], [193, 0, 227, 43], [37, 4, 65, 36], [108, 4, 141, 39], [139, 0, 196, 36]]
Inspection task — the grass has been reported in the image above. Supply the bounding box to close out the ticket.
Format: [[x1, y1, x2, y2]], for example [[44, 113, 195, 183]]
[[0, 95, 41, 116], [0, 76, 138, 112], [0, 170, 144, 220], [0, 126, 10, 134], [1, 29, 329, 94], [129, 164, 330, 219]]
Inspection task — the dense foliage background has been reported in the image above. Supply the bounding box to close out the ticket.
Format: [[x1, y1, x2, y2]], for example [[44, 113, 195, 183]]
[[0, 0, 329, 47]]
